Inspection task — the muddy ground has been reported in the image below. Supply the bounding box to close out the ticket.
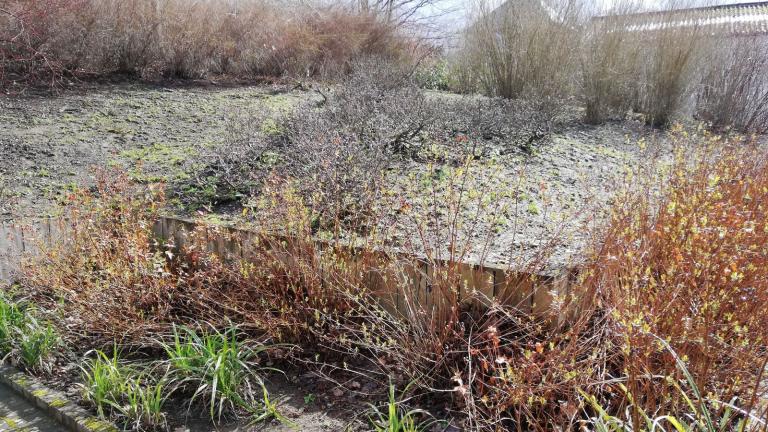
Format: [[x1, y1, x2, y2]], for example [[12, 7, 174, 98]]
[[0, 82, 306, 216], [0, 82, 670, 272]]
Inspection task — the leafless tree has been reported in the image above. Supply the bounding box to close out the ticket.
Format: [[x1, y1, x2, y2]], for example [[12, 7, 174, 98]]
[[352, 0, 454, 28]]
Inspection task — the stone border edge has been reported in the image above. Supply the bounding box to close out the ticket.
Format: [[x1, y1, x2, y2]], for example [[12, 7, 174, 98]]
[[0, 363, 118, 432]]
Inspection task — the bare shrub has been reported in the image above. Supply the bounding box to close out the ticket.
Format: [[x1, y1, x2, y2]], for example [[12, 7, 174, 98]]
[[0, 0, 409, 88], [319, 61, 554, 160], [581, 0, 705, 126], [186, 59, 431, 228], [0, 0, 81, 87], [448, 0, 765, 132], [456, 0, 583, 115], [633, 25, 703, 126], [18, 172, 177, 345], [438, 96, 555, 155], [17, 174, 348, 347], [316, 58, 434, 158], [580, 12, 642, 123], [188, 59, 554, 229], [695, 39, 768, 134]]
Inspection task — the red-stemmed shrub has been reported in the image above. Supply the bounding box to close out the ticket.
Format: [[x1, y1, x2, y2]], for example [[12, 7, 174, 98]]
[[579, 130, 768, 426]]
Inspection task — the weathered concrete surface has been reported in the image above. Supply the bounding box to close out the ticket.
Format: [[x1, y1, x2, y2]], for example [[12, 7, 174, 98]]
[[0, 382, 64, 431], [0, 365, 116, 432]]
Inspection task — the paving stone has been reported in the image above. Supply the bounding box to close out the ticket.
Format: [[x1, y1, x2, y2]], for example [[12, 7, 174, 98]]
[[0, 382, 64, 432]]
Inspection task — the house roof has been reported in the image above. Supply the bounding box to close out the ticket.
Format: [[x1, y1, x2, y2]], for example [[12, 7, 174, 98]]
[[592, 1, 768, 36], [480, 0, 574, 25]]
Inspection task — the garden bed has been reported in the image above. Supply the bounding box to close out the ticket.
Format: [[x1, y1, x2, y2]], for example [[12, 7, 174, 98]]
[[2, 68, 767, 431], [1, 81, 675, 272]]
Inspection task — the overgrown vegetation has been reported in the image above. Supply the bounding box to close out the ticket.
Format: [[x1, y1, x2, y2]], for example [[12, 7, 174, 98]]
[[3, 17, 767, 421], [452, 0, 768, 131], [0, 292, 58, 373], [2, 0, 768, 429], [0, 0, 409, 88], [3, 0, 765, 132], [10, 125, 766, 430], [575, 131, 768, 428]]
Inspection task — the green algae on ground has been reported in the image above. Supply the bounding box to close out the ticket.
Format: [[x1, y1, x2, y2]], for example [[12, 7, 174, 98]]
[[1, 83, 310, 219], [0, 416, 32, 431], [81, 416, 119, 432], [118, 142, 199, 181], [49, 398, 68, 408], [12, 375, 29, 387], [31, 389, 48, 398]]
